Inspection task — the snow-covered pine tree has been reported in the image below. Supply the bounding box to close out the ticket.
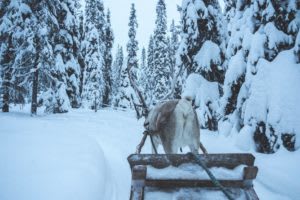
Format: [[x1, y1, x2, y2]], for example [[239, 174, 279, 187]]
[[124, 3, 140, 112], [178, 0, 226, 82], [48, 0, 81, 113], [78, 11, 85, 98], [179, 0, 226, 131], [138, 47, 147, 90], [145, 35, 155, 105], [169, 19, 182, 99], [152, 0, 171, 103], [0, 0, 35, 112], [221, 0, 300, 153], [81, 0, 106, 111], [127, 3, 139, 84], [102, 9, 114, 107], [31, 0, 63, 115], [111, 46, 124, 107], [0, 0, 15, 112]]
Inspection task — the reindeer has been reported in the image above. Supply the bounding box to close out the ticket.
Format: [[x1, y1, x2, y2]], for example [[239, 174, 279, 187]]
[[127, 66, 207, 154], [143, 97, 207, 154]]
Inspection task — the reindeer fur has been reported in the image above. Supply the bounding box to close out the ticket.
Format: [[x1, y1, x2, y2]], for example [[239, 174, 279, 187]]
[[144, 98, 207, 154]]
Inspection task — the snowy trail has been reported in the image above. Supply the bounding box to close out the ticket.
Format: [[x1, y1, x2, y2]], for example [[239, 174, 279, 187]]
[[0, 107, 299, 200]]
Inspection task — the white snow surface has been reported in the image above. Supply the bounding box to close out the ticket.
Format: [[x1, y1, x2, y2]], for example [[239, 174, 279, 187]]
[[0, 106, 300, 200], [243, 50, 300, 149], [147, 164, 245, 180], [195, 40, 221, 71]]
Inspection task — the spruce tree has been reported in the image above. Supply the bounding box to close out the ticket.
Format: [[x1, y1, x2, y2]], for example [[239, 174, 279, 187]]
[[102, 9, 114, 107], [178, 0, 226, 82], [169, 20, 182, 99], [127, 3, 139, 83], [0, 0, 33, 112], [81, 0, 105, 111], [178, 0, 226, 131], [111, 46, 124, 107], [145, 35, 155, 105], [138, 47, 147, 90], [152, 0, 171, 103], [123, 3, 139, 110], [221, 0, 299, 153]]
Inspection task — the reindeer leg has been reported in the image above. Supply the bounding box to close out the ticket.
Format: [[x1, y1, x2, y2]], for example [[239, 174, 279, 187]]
[[200, 142, 208, 154]]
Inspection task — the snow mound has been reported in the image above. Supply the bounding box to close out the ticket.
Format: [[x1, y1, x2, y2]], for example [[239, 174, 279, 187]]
[[0, 131, 114, 200]]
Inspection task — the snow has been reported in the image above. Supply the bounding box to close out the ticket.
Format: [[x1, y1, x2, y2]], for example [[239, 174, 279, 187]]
[[1, 106, 300, 200], [224, 50, 246, 85], [147, 164, 245, 180], [243, 50, 300, 149], [145, 188, 247, 200], [195, 40, 221, 71], [248, 31, 266, 65], [264, 23, 292, 50], [183, 74, 220, 128]]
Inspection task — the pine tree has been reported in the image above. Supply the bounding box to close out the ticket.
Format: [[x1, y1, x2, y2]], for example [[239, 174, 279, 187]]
[[221, 0, 299, 153], [178, 0, 226, 131], [178, 0, 226, 82], [169, 20, 182, 99], [0, 0, 33, 112], [111, 46, 124, 107], [145, 35, 155, 105], [138, 47, 147, 89], [81, 0, 106, 111], [30, 0, 62, 114], [48, 0, 81, 113], [127, 3, 139, 83], [102, 9, 114, 107], [152, 0, 171, 103], [123, 3, 139, 110]]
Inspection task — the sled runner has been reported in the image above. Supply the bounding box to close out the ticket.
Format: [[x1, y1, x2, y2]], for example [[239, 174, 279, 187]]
[[128, 153, 259, 200]]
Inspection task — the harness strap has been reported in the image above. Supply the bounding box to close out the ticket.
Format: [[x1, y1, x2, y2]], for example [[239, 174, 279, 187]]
[[187, 152, 234, 200]]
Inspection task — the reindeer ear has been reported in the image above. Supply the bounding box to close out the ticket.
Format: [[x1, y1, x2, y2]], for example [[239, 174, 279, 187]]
[[155, 100, 178, 130]]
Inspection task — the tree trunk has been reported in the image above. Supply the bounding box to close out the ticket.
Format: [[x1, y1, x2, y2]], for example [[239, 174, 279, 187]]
[[2, 77, 10, 112], [31, 64, 39, 115]]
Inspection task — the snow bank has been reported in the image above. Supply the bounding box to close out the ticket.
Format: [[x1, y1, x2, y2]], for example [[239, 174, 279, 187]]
[[0, 131, 111, 200]]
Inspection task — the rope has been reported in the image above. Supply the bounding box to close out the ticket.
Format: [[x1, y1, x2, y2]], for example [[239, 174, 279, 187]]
[[149, 135, 158, 154], [136, 130, 158, 154], [187, 152, 234, 200]]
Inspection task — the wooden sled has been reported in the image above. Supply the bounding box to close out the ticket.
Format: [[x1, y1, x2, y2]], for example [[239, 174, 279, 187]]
[[128, 153, 259, 200]]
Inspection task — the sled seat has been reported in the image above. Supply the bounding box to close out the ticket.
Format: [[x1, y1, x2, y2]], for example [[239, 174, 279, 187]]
[[128, 153, 259, 200]]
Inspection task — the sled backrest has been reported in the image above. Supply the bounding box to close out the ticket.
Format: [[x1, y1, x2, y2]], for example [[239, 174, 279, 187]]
[[128, 154, 259, 200]]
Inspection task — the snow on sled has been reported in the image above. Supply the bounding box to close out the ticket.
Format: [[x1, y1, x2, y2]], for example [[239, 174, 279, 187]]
[[127, 153, 259, 200]]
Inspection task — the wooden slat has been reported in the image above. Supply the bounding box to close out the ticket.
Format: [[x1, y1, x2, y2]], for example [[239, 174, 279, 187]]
[[130, 165, 147, 200], [145, 179, 250, 188], [244, 188, 260, 200], [128, 153, 255, 169], [243, 166, 258, 180]]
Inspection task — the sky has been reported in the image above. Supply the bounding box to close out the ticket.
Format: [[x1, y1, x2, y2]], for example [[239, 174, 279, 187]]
[[103, 0, 225, 57]]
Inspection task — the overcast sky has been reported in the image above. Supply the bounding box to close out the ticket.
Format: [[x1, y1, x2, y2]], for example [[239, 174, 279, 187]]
[[103, 0, 225, 57]]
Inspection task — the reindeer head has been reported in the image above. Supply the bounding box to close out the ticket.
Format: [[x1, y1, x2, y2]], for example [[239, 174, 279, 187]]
[[143, 100, 179, 134]]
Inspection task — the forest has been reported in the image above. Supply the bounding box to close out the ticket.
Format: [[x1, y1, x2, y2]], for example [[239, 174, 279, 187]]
[[1, 0, 300, 199], [1, 0, 299, 153]]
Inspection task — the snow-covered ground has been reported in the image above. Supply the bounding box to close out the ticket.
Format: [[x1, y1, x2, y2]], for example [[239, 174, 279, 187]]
[[0, 106, 299, 200]]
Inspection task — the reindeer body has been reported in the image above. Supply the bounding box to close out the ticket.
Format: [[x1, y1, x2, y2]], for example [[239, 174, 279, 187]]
[[144, 98, 207, 154]]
